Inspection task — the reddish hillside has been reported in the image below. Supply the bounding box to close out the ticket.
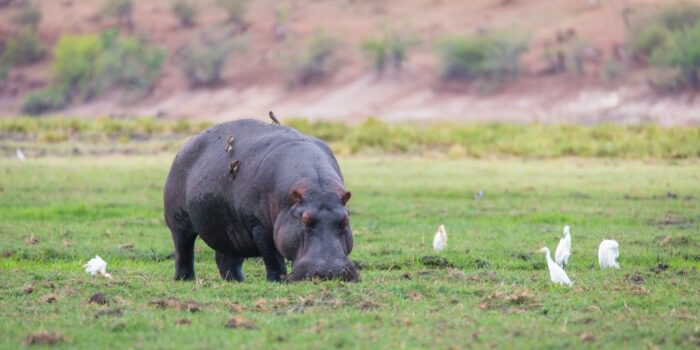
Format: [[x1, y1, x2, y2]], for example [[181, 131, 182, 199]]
[[1, 0, 699, 124]]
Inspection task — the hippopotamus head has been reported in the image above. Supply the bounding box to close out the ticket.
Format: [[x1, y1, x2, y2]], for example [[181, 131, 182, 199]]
[[274, 184, 359, 282]]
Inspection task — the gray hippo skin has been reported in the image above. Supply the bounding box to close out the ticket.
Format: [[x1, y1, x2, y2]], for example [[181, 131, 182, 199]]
[[163, 119, 358, 282]]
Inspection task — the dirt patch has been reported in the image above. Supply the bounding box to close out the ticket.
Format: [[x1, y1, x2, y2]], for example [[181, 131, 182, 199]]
[[406, 292, 422, 301], [176, 318, 191, 325], [25, 234, 39, 245], [21, 284, 34, 294], [95, 307, 123, 318], [580, 333, 596, 343], [653, 214, 694, 227], [273, 298, 289, 310], [225, 316, 256, 330], [23, 331, 64, 346], [358, 299, 381, 311], [229, 303, 246, 313], [89, 293, 108, 305], [119, 243, 135, 251], [659, 235, 694, 247], [479, 290, 540, 313], [419, 255, 453, 268], [39, 294, 58, 304], [254, 298, 268, 312], [626, 273, 645, 284], [650, 263, 670, 274], [149, 298, 201, 312]]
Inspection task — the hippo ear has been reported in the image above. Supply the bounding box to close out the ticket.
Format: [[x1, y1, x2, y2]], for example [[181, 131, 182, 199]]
[[291, 190, 303, 205], [341, 191, 352, 205]]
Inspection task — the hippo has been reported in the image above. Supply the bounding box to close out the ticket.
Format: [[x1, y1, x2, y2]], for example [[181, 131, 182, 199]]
[[163, 118, 358, 282]]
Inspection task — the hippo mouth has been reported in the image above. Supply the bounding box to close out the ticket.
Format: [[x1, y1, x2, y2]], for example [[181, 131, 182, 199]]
[[287, 260, 360, 282]]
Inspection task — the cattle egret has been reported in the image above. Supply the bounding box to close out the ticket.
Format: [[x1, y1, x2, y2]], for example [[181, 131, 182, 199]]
[[16, 148, 26, 162], [540, 247, 573, 286], [433, 224, 447, 252], [555, 225, 571, 267], [84, 256, 112, 278], [598, 240, 620, 269]]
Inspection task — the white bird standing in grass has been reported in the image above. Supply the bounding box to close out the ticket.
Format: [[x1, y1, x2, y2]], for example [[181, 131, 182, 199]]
[[16, 148, 26, 162], [555, 225, 571, 267], [598, 239, 620, 269], [433, 224, 447, 252], [540, 247, 573, 286], [84, 256, 112, 278]]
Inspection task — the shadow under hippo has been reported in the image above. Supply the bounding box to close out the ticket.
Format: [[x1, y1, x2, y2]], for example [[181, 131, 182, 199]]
[[163, 118, 359, 282]]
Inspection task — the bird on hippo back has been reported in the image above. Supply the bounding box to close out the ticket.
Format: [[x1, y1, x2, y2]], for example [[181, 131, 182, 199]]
[[163, 118, 359, 283]]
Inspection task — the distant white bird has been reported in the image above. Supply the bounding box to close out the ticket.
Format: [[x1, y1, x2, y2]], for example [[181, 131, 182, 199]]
[[84, 256, 112, 278], [433, 224, 447, 252], [540, 247, 573, 286], [598, 240, 620, 269], [555, 225, 571, 268], [16, 148, 26, 162], [474, 190, 484, 200]]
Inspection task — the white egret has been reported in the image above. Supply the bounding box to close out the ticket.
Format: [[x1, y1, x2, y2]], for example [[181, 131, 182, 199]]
[[598, 240, 620, 269], [84, 256, 112, 278], [555, 225, 571, 267], [540, 247, 573, 286], [474, 190, 484, 200], [16, 148, 26, 162], [433, 224, 447, 252]]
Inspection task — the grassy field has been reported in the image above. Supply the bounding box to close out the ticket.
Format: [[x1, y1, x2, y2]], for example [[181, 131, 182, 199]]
[[3, 116, 700, 159], [0, 155, 699, 349]]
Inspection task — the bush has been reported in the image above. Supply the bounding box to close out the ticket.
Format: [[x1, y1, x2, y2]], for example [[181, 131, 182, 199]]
[[172, 0, 198, 27], [631, 24, 671, 58], [0, 28, 45, 68], [12, 2, 42, 29], [52, 31, 165, 99], [103, 0, 133, 30], [288, 31, 340, 86], [361, 30, 415, 75], [629, 2, 700, 89], [52, 33, 104, 96], [216, 0, 250, 26], [21, 86, 70, 115], [94, 31, 166, 94], [629, 2, 700, 58], [179, 28, 244, 86], [657, 2, 700, 30], [437, 32, 527, 84], [652, 21, 700, 88]]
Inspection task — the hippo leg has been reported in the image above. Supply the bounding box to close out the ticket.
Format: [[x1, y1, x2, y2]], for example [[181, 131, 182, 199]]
[[252, 226, 287, 282], [170, 229, 197, 281], [215, 252, 244, 282]]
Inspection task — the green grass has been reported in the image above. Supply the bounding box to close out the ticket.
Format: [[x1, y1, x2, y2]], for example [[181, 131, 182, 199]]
[[3, 116, 700, 159], [0, 155, 699, 349]]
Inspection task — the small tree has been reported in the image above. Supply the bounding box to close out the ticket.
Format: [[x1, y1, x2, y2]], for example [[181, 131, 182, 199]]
[[653, 21, 700, 88], [216, 0, 250, 28], [288, 31, 340, 86], [361, 30, 415, 75], [12, 2, 42, 29], [0, 27, 45, 68], [437, 32, 527, 85], [103, 0, 134, 32], [172, 0, 198, 28], [179, 28, 244, 86]]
